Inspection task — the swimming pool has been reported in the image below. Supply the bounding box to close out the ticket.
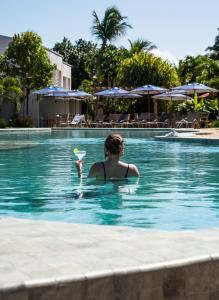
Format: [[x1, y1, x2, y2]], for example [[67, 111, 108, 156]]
[[0, 129, 219, 230]]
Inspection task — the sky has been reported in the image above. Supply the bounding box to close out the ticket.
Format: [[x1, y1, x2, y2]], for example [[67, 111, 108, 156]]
[[0, 0, 218, 65]]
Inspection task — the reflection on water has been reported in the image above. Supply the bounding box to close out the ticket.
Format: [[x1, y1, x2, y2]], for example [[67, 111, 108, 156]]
[[0, 130, 219, 230], [70, 178, 140, 225]]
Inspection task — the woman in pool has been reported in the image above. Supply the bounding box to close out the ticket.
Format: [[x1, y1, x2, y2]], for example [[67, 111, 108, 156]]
[[75, 133, 140, 179]]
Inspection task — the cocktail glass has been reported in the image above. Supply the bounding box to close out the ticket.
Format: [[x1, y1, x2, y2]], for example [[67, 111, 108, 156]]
[[75, 150, 86, 160]]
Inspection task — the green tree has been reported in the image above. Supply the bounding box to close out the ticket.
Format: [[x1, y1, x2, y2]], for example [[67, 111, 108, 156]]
[[206, 28, 219, 60], [53, 37, 74, 62], [0, 76, 23, 113], [128, 38, 157, 55], [178, 55, 219, 89], [91, 6, 132, 50], [116, 52, 179, 88], [177, 55, 198, 83], [0, 31, 55, 115], [89, 45, 129, 87], [53, 38, 97, 89], [70, 39, 97, 88]]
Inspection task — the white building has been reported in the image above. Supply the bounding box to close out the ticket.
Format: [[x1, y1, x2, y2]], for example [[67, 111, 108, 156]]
[[0, 34, 82, 126]]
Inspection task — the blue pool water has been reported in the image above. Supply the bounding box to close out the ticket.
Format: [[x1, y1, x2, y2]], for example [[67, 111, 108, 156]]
[[0, 129, 219, 230]]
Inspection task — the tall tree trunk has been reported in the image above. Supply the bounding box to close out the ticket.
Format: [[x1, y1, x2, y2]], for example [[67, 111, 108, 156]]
[[26, 87, 30, 116], [217, 94, 219, 117]]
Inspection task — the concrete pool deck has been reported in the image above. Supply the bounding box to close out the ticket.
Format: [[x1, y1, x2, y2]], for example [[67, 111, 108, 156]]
[[0, 128, 51, 133], [1, 217, 219, 300], [155, 128, 219, 145]]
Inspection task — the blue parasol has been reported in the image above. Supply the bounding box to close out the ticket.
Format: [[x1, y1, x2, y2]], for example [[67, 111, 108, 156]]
[[94, 87, 141, 98], [32, 86, 71, 95], [131, 85, 168, 112], [68, 90, 93, 97], [172, 83, 218, 94], [152, 91, 192, 101], [45, 90, 93, 98], [131, 85, 167, 95]]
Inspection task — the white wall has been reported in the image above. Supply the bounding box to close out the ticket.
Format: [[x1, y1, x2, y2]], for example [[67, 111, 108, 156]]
[[28, 95, 39, 126], [46, 49, 71, 88], [69, 100, 81, 114], [0, 35, 75, 127], [39, 98, 70, 116], [0, 35, 12, 54]]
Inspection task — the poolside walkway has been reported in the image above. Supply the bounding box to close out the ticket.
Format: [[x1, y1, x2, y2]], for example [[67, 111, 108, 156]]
[[188, 128, 219, 139], [1, 217, 219, 299], [155, 128, 219, 144]]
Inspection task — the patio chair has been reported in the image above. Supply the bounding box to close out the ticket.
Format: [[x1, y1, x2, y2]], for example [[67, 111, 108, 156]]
[[150, 112, 169, 128], [136, 113, 150, 128], [115, 114, 130, 128], [176, 112, 200, 129], [70, 114, 85, 127], [110, 113, 122, 122], [129, 113, 139, 128], [144, 113, 159, 128], [47, 114, 57, 127], [103, 113, 122, 128], [160, 112, 178, 128], [90, 114, 107, 128], [138, 113, 158, 128], [59, 114, 70, 127]]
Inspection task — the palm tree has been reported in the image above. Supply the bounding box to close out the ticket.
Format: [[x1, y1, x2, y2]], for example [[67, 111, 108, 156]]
[[91, 6, 132, 50], [0, 76, 23, 113], [206, 28, 219, 60], [128, 38, 157, 55]]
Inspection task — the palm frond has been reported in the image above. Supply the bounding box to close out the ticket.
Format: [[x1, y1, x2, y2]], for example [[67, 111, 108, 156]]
[[129, 38, 157, 55], [91, 6, 132, 47]]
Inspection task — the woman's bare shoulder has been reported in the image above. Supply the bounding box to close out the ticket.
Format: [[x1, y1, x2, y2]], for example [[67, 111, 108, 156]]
[[91, 162, 103, 169], [128, 164, 140, 177], [88, 162, 103, 178]]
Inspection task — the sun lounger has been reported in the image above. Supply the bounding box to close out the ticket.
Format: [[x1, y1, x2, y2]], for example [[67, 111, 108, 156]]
[[137, 113, 158, 128], [153, 113, 169, 128], [101, 114, 122, 128], [176, 112, 200, 129], [70, 114, 85, 127], [118, 114, 130, 127], [89, 114, 107, 128]]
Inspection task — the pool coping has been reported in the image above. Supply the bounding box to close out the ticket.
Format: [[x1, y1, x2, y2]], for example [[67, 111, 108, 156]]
[[51, 127, 198, 132], [0, 128, 51, 133], [1, 217, 219, 299], [0, 127, 198, 135], [155, 132, 219, 145]]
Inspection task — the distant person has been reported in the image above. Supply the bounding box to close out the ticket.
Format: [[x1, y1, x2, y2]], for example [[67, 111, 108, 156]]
[[75, 133, 140, 179]]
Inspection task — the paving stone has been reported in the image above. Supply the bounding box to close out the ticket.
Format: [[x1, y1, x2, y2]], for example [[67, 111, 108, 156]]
[[1, 217, 219, 299]]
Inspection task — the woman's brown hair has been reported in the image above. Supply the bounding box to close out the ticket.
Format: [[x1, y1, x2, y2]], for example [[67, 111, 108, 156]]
[[104, 134, 124, 156]]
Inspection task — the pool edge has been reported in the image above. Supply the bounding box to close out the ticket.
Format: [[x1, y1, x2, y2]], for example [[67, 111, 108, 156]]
[[1, 217, 219, 299]]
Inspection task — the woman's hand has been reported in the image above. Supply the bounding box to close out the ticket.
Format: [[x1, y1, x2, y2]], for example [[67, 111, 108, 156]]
[[75, 160, 83, 178]]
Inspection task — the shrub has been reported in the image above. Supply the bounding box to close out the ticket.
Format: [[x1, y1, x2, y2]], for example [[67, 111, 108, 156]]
[[116, 52, 180, 88], [209, 119, 219, 128], [11, 116, 35, 128], [0, 117, 7, 128]]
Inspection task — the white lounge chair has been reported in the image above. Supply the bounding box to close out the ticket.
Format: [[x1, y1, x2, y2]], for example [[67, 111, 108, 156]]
[[70, 114, 85, 127]]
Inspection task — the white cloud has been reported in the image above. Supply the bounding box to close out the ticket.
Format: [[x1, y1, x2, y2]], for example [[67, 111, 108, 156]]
[[150, 49, 179, 66]]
